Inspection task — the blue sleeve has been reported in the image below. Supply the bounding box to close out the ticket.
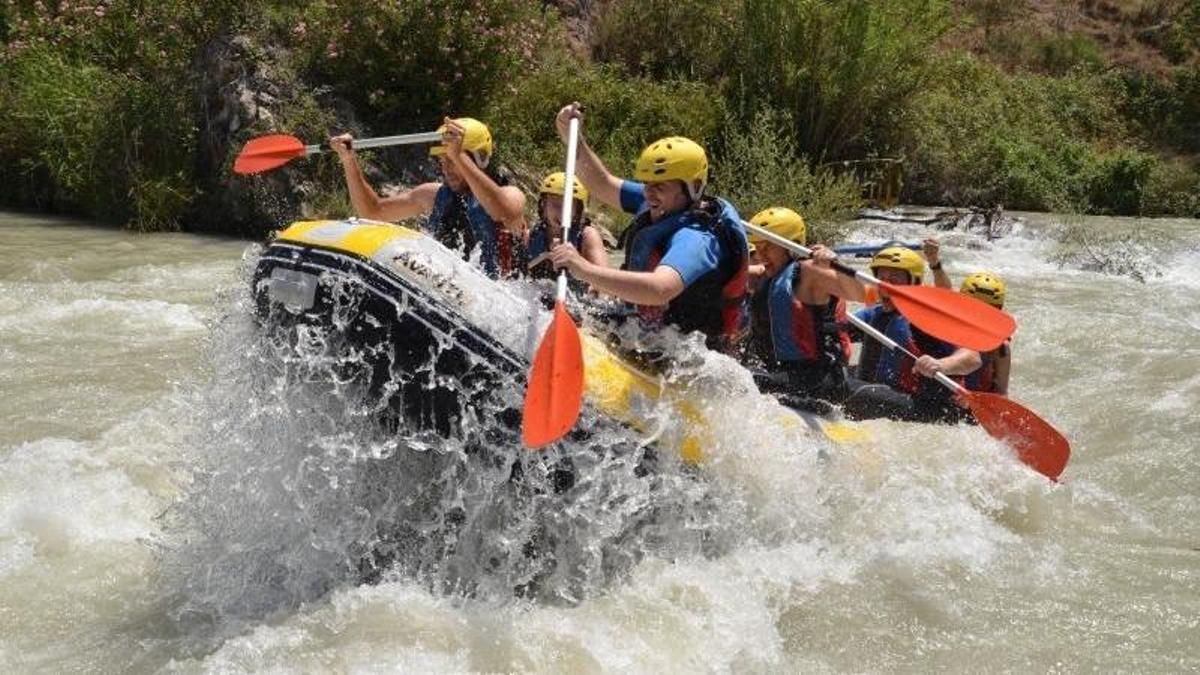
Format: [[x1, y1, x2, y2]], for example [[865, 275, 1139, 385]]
[[855, 305, 877, 322], [657, 228, 722, 287], [619, 180, 646, 215]]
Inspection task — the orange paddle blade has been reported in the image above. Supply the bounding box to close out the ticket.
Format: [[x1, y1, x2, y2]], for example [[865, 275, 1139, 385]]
[[887, 284, 1016, 352], [963, 391, 1071, 481], [233, 134, 307, 175], [522, 302, 584, 448]]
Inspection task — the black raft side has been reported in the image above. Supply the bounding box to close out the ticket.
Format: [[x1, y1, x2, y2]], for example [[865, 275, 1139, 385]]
[[253, 239, 528, 438]]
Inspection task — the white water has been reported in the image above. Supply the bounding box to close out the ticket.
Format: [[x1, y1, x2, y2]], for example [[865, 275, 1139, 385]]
[[2, 210, 1198, 671]]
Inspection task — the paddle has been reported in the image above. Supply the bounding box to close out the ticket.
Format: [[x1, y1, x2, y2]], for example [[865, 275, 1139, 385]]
[[233, 131, 443, 175], [522, 117, 585, 448], [846, 312, 1069, 480], [834, 242, 921, 257], [742, 221, 1015, 352]]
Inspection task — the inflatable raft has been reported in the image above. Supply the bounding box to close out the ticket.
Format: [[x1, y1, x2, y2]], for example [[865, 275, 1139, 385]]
[[252, 219, 866, 465]]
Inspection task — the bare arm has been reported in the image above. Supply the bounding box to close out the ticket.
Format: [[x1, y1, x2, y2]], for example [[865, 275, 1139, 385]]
[[794, 247, 867, 304], [439, 119, 526, 232], [549, 242, 682, 305], [924, 237, 952, 289], [556, 103, 623, 210], [330, 134, 436, 221], [579, 226, 609, 268], [993, 342, 1011, 395], [454, 157, 527, 232], [915, 347, 982, 378]]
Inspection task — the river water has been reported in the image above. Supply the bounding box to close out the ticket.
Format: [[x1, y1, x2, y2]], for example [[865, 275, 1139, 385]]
[[1, 209, 1197, 672]]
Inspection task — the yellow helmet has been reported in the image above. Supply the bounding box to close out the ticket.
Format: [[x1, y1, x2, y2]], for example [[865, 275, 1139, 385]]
[[870, 246, 925, 284], [748, 207, 807, 246], [429, 117, 494, 167], [633, 136, 708, 197], [960, 271, 1007, 308], [539, 171, 589, 205]]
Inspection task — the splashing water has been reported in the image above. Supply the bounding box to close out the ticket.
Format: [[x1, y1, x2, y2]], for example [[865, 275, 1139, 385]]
[[156, 249, 738, 646], [3, 211, 1199, 671]]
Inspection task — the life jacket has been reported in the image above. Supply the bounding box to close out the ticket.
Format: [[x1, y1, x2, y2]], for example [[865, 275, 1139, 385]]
[[748, 260, 851, 373], [524, 219, 593, 289], [855, 307, 921, 394], [426, 177, 515, 279], [527, 220, 586, 261], [855, 306, 965, 403], [619, 197, 748, 351], [964, 342, 1006, 393]]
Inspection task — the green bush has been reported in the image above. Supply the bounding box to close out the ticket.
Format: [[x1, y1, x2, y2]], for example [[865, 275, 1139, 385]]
[[1142, 157, 1200, 217], [1082, 149, 1159, 215], [1034, 32, 1106, 75], [1, 0, 253, 78], [897, 54, 1129, 212], [709, 109, 862, 242], [984, 31, 1106, 75], [293, 0, 550, 133], [0, 47, 195, 229], [594, 0, 736, 82], [1116, 64, 1200, 155], [727, 0, 951, 163], [485, 55, 726, 183], [484, 54, 727, 233]]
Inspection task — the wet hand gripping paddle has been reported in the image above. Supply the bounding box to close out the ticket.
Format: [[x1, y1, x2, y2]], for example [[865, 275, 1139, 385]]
[[846, 312, 1070, 480], [741, 221, 1015, 352], [233, 131, 443, 175], [522, 117, 584, 448]]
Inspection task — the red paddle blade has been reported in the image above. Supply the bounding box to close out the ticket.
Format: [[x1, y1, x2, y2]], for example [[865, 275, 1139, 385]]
[[522, 302, 584, 448], [963, 391, 1071, 481], [887, 284, 1016, 352], [233, 134, 307, 175]]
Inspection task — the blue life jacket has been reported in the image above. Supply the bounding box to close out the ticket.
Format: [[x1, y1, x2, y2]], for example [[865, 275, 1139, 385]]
[[854, 305, 959, 403], [751, 260, 851, 367], [620, 197, 749, 351], [426, 184, 509, 278], [526, 220, 586, 260], [964, 343, 1005, 393]]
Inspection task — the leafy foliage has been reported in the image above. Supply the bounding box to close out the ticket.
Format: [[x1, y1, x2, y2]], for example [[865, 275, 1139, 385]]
[[726, 0, 951, 163], [292, 0, 549, 132], [1, 0, 1199, 230], [0, 46, 194, 229], [709, 110, 862, 243]]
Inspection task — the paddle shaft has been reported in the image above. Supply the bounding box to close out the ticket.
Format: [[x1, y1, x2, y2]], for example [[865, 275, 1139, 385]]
[[555, 118, 580, 302], [834, 242, 921, 257], [302, 131, 443, 156], [844, 312, 963, 395], [742, 221, 888, 289]]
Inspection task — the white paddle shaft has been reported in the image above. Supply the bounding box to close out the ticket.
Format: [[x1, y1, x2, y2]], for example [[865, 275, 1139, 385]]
[[845, 312, 963, 394], [556, 118, 581, 302], [741, 220, 885, 287], [303, 131, 443, 156]]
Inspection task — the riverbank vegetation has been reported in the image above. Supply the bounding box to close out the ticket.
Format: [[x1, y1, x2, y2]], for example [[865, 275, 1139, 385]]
[[1, 0, 1197, 233]]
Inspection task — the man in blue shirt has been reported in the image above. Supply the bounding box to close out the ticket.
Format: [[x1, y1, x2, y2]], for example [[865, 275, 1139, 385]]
[[547, 103, 749, 353]]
